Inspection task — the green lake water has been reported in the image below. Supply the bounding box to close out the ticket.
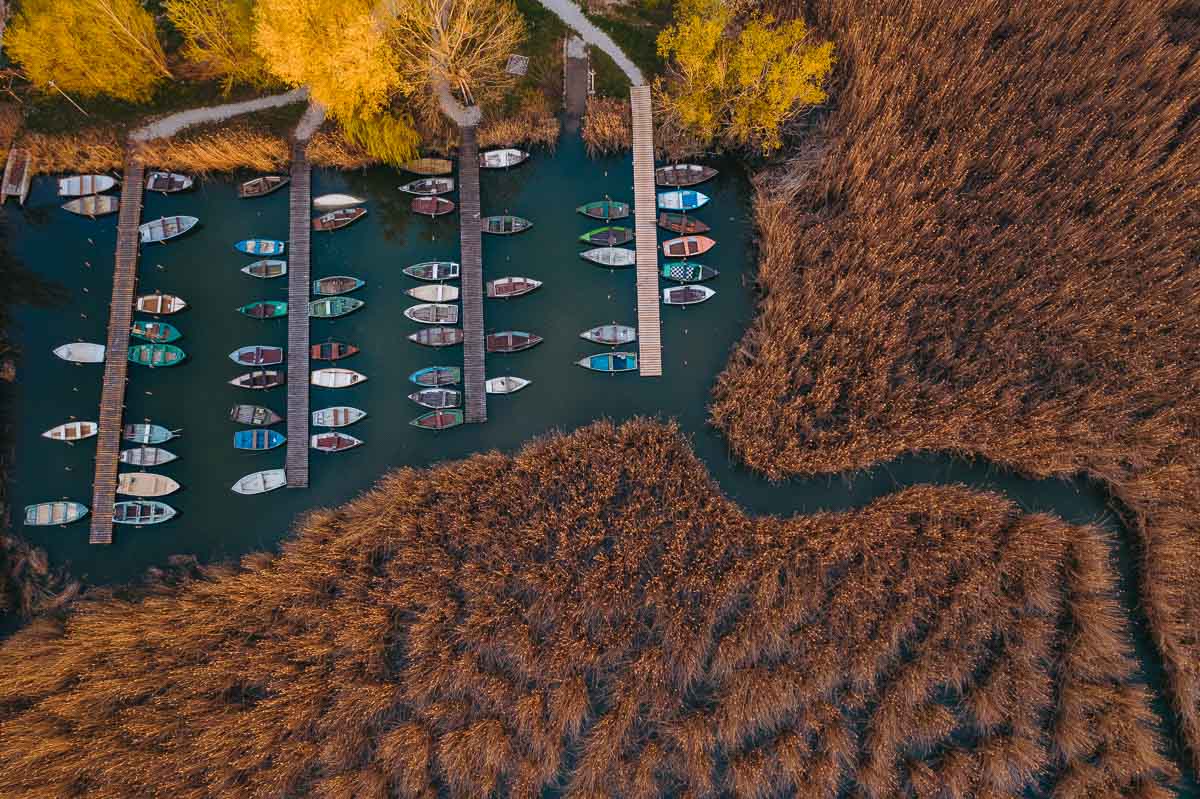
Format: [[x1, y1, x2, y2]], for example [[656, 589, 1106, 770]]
[[2, 127, 1195, 793]]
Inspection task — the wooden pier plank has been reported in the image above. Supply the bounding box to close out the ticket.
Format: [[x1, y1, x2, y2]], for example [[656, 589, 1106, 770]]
[[285, 144, 311, 486], [630, 85, 663, 376], [458, 126, 487, 423]]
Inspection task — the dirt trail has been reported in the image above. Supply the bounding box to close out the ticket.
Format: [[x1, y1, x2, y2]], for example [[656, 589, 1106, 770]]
[[130, 89, 309, 142]]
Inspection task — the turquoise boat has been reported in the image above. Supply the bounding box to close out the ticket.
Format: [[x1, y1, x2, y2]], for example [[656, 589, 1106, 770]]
[[660, 261, 719, 283], [410, 366, 461, 386], [131, 320, 181, 343], [309, 296, 364, 318], [233, 429, 285, 450], [238, 300, 288, 319], [577, 351, 638, 372], [128, 343, 186, 367], [235, 239, 285, 256]]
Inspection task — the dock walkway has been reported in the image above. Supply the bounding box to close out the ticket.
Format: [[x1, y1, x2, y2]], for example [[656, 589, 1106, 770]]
[[285, 143, 311, 486], [458, 126, 487, 423], [630, 85, 663, 376], [90, 157, 145, 544]]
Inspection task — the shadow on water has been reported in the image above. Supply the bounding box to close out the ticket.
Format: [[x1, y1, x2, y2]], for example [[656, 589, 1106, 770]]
[[0, 125, 1195, 794]]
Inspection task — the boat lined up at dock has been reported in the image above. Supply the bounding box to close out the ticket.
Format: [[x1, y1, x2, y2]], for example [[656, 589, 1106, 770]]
[[404, 303, 459, 325], [479, 148, 529, 169], [410, 366, 460, 386], [485, 376, 529, 394], [229, 345, 284, 366], [229, 405, 282, 426], [404, 261, 460, 281], [239, 175, 289, 198], [238, 300, 287, 319], [24, 501, 88, 526], [312, 276, 365, 296], [112, 500, 176, 525], [53, 342, 105, 363], [234, 429, 286, 451], [62, 195, 119, 217], [235, 239, 285, 256], [123, 423, 178, 444], [128, 343, 186, 367], [313, 207, 367, 231], [232, 469, 287, 495], [43, 421, 97, 442], [655, 164, 718, 187], [117, 472, 180, 497], [131, 320, 181, 343], [145, 172, 193, 193], [137, 293, 188, 314], [412, 196, 455, 217], [312, 406, 366, 427], [311, 431, 362, 452], [230, 370, 285, 390], [407, 284, 459, 302], [578, 199, 630, 220], [313, 193, 365, 209], [581, 247, 637, 267], [485, 277, 541, 298], [119, 446, 176, 466], [309, 297, 363, 318], [57, 174, 117, 197], [581, 324, 636, 346], [242, 259, 287, 279], [311, 368, 367, 388], [310, 341, 358, 361], [139, 216, 198, 244], [399, 178, 454, 195]]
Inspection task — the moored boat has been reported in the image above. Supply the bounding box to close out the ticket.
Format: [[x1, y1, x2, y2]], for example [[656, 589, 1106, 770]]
[[311, 368, 367, 388], [658, 212, 710, 235], [410, 410, 464, 430], [229, 345, 284, 366], [62, 195, 119, 217], [400, 157, 453, 176], [310, 341, 359, 361], [486, 276, 541, 298], [412, 196, 455, 216], [577, 199, 630, 220], [485, 376, 530, 394], [123, 423, 177, 444], [231, 469, 287, 495], [580, 247, 636, 267], [404, 303, 459, 325], [311, 431, 362, 452], [139, 215, 198, 243], [117, 472, 180, 497], [312, 406, 366, 427], [661, 261, 719, 282], [482, 215, 532, 235], [408, 388, 461, 409], [242, 259, 287, 279], [663, 284, 716, 305], [57, 174, 117, 197], [238, 300, 288, 319], [487, 330, 542, 353], [233, 429, 286, 451], [128, 343, 186, 367], [53, 342, 105, 363], [661, 235, 716, 258], [43, 421, 98, 441], [145, 171, 193, 193], [312, 275, 365, 296], [398, 177, 455, 195], [309, 296, 364, 318], [229, 370, 285, 390], [112, 500, 176, 525], [229, 404, 282, 426], [137, 293, 187, 314], [580, 226, 633, 246], [407, 284, 459, 302], [580, 324, 637, 346], [235, 239, 285, 256], [657, 189, 709, 211], [239, 175, 289, 198], [410, 365, 461, 386], [313, 193, 365, 209], [119, 446, 176, 466], [577, 351, 638, 372], [479, 148, 529, 168], [404, 261, 460, 281], [409, 327, 464, 347], [24, 501, 88, 526], [131, 320, 181, 343], [655, 164, 718, 187], [313, 207, 367, 231]]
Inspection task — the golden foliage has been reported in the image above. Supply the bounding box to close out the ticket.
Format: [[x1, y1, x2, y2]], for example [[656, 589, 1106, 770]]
[[0, 421, 1177, 796], [164, 0, 266, 91], [339, 112, 422, 168], [6, 0, 170, 102], [306, 127, 377, 170]]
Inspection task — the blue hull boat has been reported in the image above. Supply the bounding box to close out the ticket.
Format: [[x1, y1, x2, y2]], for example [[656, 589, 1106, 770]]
[[656, 190, 709, 211], [235, 239, 285, 256], [577, 351, 638, 372], [233, 429, 286, 450]]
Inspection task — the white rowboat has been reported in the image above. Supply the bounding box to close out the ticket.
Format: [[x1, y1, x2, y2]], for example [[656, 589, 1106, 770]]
[[312, 406, 367, 427], [57, 174, 117, 197], [24, 501, 89, 526], [406, 284, 459, 302], [580, 247, 636, 267], [43, 421, 98, 441], [313, 193, 365, 209], [232, 469, 287, 495], [479, 148, 529, 168], [485, 376, 530, 394], [311, 368, 367, 388], [117, 473, 180, 497], [53, 342, 105, 363]]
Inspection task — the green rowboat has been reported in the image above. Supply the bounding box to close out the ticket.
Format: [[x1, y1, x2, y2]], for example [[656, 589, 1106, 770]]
[[128, 343, 186, 367], [238, 300, 288, 319], [580, 226, 634, 246], [131, 320, 181, 343], [577, 199, 630, 220], [309, 296, 364, 318]]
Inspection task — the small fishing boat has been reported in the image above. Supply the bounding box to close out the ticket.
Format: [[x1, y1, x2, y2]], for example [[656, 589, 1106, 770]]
[[242, 259, 287, 279], [312, 406, 366, 427], [128, 343, 186, 367], [309, 297, 364, 318], [145, 171, 193, 193], [580, 226, 634, 246], [655, 164, 718, 187], [662, 235, 716, 258], [409, 327, 464, 347], [581, 247, 637, 267], [486, 276, 542, 298], [400, 157, 453, 176], [57, 174, 117, 197], [312, 275, 365, 296], [313, 193, 365, 209], [229, 404, 282, 426], [663, 285, 716, 305], [410, 366, 461, 386], [411, 410, 463, 430], [43, 421, 98, 442], [311, 431, 362, 452], [482, 215, 532, 235], [657, 190, 709, 211], [577, 199, 630, 220], [577, 351, 638, 372], [229, 345, 284, 366], [398, 177, 455, 195], [407, 284, 459, 302], [658, 212, 710, 235], [479, 148, 529, 168], [404, 303, 459, 324], [487, 330, 542, 353], [24, 501, 88, 526], [662, 261, 719, 282], [117, 472, 180, 497], [311, 341, 359, 361], [238, 300, 288, 319], [311, 368, 367, 388], [62, 195, 119, 217], [113, 500, 176, 525], [53, 342, 105, 363], [409, 388, 461, 409], [412, 196, 455, 217], [119, 446, 177, 466], [581, 324, 637, 346], [139, 216, 198, 243], [231, 469, 287, 495], [137, 293, 187, 314], [485, 376, 529, 394], [404, 261, 460, 281], [229, 370, 285, 390], [239, 175, 289, 198], [235, 239, 285, 256], [131, 320, 181, 343], [313, 207, 367, 231], [233, 429, 285, 451], [123, 423, 177, 444]]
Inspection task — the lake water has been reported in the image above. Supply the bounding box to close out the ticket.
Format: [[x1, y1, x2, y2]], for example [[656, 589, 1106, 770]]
[[2, 127, 1196, 792]]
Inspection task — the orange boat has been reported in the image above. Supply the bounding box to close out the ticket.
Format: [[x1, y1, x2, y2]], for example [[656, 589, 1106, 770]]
[[661, 235, 716, 258]]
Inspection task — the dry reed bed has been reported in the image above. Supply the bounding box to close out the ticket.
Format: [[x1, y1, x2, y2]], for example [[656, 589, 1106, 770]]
[[0, 421, 1176, 797], [712, 0, 1200, 769], [581, 92, 707, 160]]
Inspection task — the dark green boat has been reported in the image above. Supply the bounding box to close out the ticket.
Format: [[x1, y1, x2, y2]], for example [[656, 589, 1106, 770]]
[[660, 261, 719, 283], [580, 226, 634, 246], [577, 199, 630, 220], [128, 343, 186, 367], [238, 300, 288, 319]]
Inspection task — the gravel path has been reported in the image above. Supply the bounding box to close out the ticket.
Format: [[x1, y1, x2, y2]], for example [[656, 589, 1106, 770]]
[[130, 88, 310, 142], [536, 0, 645, 86], [293, 100, 326, 142]]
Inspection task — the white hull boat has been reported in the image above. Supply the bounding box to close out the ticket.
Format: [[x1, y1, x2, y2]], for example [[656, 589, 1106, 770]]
[[117, 472, 181, 497], [54, 342, 105, 363], [311, 368, 367, 388], [232, 469, 287, 495], [485, 376, 530, 394], [312, 406, 367, 427], [313, 193, 366, 209]]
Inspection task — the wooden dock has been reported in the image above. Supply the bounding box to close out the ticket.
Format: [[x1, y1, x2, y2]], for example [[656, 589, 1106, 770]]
[[630, 85, 663, 376], [458, 125, 487, 423], [2, 148, 31, 206], [285, 143, 311, 486], [90, 157, 145, 544]]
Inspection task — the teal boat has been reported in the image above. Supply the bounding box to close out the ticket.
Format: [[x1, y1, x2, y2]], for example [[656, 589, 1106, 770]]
[[131, 320, 181, 343], [577, 351, 638, 372], [410, 366, 461, 386], [577, 199, 630, 220], [239, 300, 288, 319], [128, 343, 186, 367], [309, 296, 364, 318], [235, 239, 285, 256], [660, 262, 719, 282], [580, 226, 634, 246]]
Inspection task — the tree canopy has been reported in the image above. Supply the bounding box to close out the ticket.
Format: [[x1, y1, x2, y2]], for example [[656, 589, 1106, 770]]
[[164, 0, 266, 91]]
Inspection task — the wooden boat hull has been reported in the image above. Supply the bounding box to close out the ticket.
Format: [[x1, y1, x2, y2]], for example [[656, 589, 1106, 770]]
[[310, 432, 363, 452], [313, 193, 365, 209], [311, 406, 366, 427], [232, 469, 287, 495], [410, 410, 464, 430], [119, 446, 177, 466], [656, 190, 710, 211], [58, 174, 117, 197], [577, 200, 630, 220], [137, 294, 188, 314], [242, 259, 287, 279], [409, 327, 463, 347], [145, 172, 193, 193], [580, 226, 634, 246], [118, 472, 181, 497], [239, 176, 289, 198], [479, 148, 529, 168], [482, 215, 532, 235], [24, 501, 88, 526], [233, 429, 286, 450], [412, 197, 455, 216], [661, 261, 719, 282], [410, 366, 461, 386], [313, 207, 367, 231], [407, 284, 459, 302], [128, 343, 186, 367], [131, 320, 181, 343], [486, 331, 542, 353], [661, 235, 716, 258], [663, 285, 716, 305], [658, 212, 710, 235], [312, 276, 365, 296], [62, 195, 119, 217], [229, 405, 282, 426], [311, 368, 367, 388], [486, 277, 541, 298], [581, 247, 637, 267], [577, 351, 638, 372], [404, 262, 460, 281], [399, 178, 455, 195], [43, 421, 98, 441], [139, 216, 198, 244], [408, 388, 461, 409], [655, 164, 718, 187], [239, 300, 288, 319], [112, 500, 176, 525], [309, 297, 364, 318], [485, 376, 529, 394], [235, 239, 285, 256], [230, 370, 285, 389], [230, 345, 284, 366], [400, 158, 453, 176], [404, 303, 459, 324], [54, 342, 105, 363], [123, 424, 175, 444], [580, 324, 637, 346], [310, 341, 359, 361]]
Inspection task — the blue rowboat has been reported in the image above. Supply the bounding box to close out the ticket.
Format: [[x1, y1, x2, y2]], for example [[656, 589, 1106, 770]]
[[409, 366, 461, 386], [656, 190, 709, 211], [235, 239, 285, 256], [233, 429, 286, 451], [577, 351, 638, 372]]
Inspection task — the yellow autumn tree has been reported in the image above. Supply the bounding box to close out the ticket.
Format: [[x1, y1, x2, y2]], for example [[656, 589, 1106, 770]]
[[165, 0, 266, 91], [7, 0, 169, 103]]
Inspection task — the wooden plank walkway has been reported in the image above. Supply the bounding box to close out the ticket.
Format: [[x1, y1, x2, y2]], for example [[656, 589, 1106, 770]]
[[630, 85, 663, 376], [90, 156, 145, 544], [458, 125, 486, 423], [2, 148, 31, 205], [286, 143, 311, 486]]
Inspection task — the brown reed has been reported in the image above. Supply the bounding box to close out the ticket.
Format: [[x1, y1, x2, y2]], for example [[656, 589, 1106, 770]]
[[582, 96, 631, 156]]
